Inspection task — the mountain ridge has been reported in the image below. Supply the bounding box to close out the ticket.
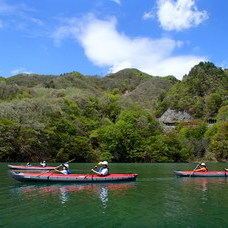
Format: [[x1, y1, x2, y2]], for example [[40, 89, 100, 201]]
[[0, 62, 227, 163]]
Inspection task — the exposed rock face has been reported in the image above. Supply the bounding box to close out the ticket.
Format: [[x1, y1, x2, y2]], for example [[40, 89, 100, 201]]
[[158, 108, 193, 123]]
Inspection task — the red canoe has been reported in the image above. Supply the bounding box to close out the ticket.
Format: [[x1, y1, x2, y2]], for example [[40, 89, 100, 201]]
[[174, 170, 228, 177], [10, 171, 138, 183], [8, 165, 56, 171]]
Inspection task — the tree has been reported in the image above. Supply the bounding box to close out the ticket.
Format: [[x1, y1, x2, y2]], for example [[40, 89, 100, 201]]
[[177, 121, 208, 158], [91, 109, 161, 162], [217, 105, 228, 122], [205, 122, 228, 161], [143, 133, 188, 162], [205, 93, 222, 117], [0, 119, 20, 161]]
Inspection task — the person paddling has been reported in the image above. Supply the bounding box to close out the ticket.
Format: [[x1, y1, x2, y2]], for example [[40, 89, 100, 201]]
[[91, 161, 109, 176], [55, 164, 71, 175], [40, 161, 47, 167], [195, 163, 208, 172]]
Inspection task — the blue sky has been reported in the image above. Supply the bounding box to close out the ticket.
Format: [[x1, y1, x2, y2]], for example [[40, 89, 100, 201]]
[[0, 0, 228, 80]]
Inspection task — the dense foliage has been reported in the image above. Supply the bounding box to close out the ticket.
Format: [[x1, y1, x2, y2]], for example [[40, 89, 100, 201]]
[[0, 63, 227, 162], [155, 62, 228, 119]]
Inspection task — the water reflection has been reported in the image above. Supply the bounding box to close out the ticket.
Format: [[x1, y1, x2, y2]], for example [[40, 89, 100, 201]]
[[178, 177, 227, 189], [11, 182, 136, 206], [99, 186, 109, 209], [177, 177, 228, 203], [59, 186, 70, 204]]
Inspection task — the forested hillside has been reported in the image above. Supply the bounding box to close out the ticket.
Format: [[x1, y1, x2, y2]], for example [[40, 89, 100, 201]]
[[155, 62, 228, 118], [0, 62, 227, 162]]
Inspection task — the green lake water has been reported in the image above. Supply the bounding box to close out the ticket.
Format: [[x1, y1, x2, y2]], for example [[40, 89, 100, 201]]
[[1, 162, 228, 227]]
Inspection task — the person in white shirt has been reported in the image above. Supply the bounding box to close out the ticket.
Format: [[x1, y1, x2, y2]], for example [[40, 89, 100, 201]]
[[55, 164, 71, 175], [91, 161, 109, 176], [40, 161, 47, 167]]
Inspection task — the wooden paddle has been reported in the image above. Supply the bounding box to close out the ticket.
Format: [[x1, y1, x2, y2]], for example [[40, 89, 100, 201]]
[[84, 165, 98, 179], [38, 158, 75, 176], [189, 162, 201, 177], [54, 158, 75, 170], [224, 168, 227, 177]]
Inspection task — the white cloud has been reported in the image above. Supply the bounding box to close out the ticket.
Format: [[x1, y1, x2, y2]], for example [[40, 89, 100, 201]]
[[143, 11, 154, 20], [0, 0, 15, 13], [10, 68, 32, 75], [30, 17, 44, 27], [52, 18, 80, 47], [0, 0, 32, 14], [157, 0, 208, 31], [52, 15, 206, 79], [111, 0, 121, 5], [0, 0, 43, 32]]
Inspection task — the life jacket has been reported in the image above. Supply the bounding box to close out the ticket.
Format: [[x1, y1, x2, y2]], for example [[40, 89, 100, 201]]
[[98, 167, 103, 172], [67, 169, 71, 174], [200, 167, 208, 172], [98, 167, 109, 175]]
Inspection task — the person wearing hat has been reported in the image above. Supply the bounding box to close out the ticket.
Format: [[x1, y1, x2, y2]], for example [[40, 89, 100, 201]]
[[40, 161, 47, 167], [195, 163, 208, 172], [91, 161, 109, 176], [55, 163, 71, 175]]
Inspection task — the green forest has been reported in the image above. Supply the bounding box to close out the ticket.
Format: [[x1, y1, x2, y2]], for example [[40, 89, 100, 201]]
[[0, 62, 227, 163]]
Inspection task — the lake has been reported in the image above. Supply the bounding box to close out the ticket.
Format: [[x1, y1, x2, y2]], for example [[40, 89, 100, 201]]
[[1, 162, 228, 227]]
